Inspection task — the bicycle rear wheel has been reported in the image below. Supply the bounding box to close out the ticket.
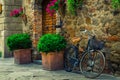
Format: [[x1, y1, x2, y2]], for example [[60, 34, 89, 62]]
[[80, 50, 105, 78], [64, 46, 78, 72]]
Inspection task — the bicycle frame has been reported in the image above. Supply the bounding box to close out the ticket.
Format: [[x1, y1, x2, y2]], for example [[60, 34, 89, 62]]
[[64, 29, 107, 78]]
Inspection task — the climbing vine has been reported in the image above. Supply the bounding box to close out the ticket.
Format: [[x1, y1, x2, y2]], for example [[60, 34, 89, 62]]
[[111, 0, 120, 10], [67, 0, 83, 15]]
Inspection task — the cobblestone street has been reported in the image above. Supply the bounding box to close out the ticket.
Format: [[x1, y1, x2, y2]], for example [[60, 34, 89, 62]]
[[0, 58, 119, 80]]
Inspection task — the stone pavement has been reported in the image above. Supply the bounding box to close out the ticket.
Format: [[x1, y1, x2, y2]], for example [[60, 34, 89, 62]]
[[0, 58, 120, 80]]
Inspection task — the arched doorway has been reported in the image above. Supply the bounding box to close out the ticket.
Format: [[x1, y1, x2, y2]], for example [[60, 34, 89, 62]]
[[42, 0, 56, 34], [32, 0, 57, 63]]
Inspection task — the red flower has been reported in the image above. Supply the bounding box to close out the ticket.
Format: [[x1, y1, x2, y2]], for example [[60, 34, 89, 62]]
[[10, 7, 24, 17], [46, 0, 66, 16]]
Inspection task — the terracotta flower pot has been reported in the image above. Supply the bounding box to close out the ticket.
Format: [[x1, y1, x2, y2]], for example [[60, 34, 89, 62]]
[[41, 51, 64, 70], [14, 49, 31, 64]]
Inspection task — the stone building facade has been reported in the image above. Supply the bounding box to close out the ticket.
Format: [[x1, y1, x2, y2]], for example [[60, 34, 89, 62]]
[[0, 0, 120, 75]]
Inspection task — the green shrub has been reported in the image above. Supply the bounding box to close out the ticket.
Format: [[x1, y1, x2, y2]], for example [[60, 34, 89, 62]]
[[7, 33, 32, 51], [37, 34, 67, 53]]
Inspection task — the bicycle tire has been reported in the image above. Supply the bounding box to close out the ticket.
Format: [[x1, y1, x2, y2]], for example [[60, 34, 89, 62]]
[[64, 46, 78, 72], [80, 50, 105, 78]]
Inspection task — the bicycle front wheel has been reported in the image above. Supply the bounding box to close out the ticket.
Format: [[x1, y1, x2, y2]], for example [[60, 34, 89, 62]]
[[80, 50, 105, 78]]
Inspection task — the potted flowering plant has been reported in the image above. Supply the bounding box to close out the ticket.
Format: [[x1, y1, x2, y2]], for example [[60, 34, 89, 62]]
[[10, 7, 23, 17], [10, 7, 27, 24]]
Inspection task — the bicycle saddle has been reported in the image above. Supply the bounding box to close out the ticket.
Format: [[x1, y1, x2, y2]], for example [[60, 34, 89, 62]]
[[71, 37, 81, 43]]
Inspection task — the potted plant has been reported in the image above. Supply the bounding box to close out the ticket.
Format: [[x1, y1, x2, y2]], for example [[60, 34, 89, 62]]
[[111, 0, 120, 15], [7, 33, 32, 64], [37, 34, 67, 70]]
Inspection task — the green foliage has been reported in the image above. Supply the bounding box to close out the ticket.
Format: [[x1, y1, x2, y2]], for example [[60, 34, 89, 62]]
[[50, 0, 60, 11], [77, 0, 84, 9], [67, 0, 76, 15], [7, 33, 32, 51], [111, 0, 120, 10], [67, 0, 83, 15], [37, 34, 67, 53]]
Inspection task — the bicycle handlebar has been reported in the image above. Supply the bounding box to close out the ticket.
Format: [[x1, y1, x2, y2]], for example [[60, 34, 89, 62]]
[[80, 29, 96, 39]]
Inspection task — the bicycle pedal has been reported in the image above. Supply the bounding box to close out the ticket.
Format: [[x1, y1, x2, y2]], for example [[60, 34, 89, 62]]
[[87, 66, 92, 71]]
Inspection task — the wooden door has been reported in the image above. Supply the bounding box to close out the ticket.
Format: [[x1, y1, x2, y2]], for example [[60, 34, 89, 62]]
[[42, 0, 56, 34]]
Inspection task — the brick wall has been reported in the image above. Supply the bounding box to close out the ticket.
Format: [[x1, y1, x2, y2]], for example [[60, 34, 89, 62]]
[[22, 0, 42, 47]]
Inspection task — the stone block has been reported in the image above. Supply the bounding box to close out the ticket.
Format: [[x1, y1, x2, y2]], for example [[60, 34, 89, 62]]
[[4, 0, 22, 5], [4, 17, 22, 23], [4, 37, 13, 58], [1, 30, 22, 37], [0, 10, 6, 17], [0, 30, 4, 37], [111, 42, 120, 53], [4, 23, 22, 31], [0, 36, 5, 58], [14, 0, 22, 5], [0, 24, 4, 30], [0, 17, 5, 23], [86, 17, 92, 24], [0, 36, 13, 58], [3, 0, 14, 5], [3, 5, 22, 11]]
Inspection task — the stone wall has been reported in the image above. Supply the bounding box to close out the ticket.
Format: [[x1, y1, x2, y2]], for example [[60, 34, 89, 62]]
[[62, 0, 120, 75], [22, 0, 42, 47], [0, 0, 23, 58]]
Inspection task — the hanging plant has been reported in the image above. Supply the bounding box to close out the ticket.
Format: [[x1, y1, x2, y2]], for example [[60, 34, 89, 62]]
[[10, 7, 23, 17], [46, 0, 66, 16], [10, 7, 27, 25]]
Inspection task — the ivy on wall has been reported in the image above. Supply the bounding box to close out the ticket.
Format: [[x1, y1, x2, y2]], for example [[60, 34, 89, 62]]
[[111, 0, 120, 10], [67, 0, 83, 15]]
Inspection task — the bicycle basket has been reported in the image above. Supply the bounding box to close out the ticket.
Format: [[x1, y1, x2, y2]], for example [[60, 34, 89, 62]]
[[89, 36, 105, 50]]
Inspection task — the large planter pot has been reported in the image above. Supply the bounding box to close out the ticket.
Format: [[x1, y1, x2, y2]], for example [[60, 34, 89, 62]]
[[41, 51, 64, 70], [14, 49, 31, 64]]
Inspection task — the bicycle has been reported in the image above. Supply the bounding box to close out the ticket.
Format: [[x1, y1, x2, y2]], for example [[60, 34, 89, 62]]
[[64, 30, 106, 78]]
